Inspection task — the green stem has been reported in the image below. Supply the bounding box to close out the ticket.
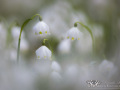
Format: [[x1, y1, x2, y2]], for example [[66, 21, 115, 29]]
[[42, 39, 53, 58], [17, 14, 42, 63], [74, 22, 95, 50]]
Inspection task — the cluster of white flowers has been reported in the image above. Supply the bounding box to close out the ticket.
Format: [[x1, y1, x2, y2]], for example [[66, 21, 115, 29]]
[[0, 1, 119, 90], [0, 17, 117, 90], [33, 16, 85, 84], [31, 19, 52, 60], [34, 17, 83, 59], [33, 20, 62, 82]]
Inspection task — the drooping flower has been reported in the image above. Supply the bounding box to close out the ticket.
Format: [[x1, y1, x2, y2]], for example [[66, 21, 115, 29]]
[[33, 21, 50, 36], [66, 27, 83, 40], [36, 46, 52, 60], [51, 61, 61, 72]]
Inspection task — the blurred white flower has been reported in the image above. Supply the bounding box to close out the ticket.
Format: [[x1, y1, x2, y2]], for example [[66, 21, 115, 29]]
[[33, 21, 50, 36], [12, 26, 29, 52], [10, 49, 17, 61], [13, 67, 35, 90], [71, 11, 88, 25], [58, 39, 71, 54], [41, 1, 71, 38], [33, 59, 51, 77], [51, 61, 61, 72], [20, 39, 29, 51], [66, 27, 83, 40], [36, 45, 52, 60], [99, 60, 117, 78], [12, 27, 22, 39], [64, 64, 79, 84], [75, 34, 92, 53], [50, 71, 62, 82]]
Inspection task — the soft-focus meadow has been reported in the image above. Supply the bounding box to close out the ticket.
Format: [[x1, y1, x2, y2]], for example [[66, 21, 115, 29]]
[[0, 0, 120, 90]]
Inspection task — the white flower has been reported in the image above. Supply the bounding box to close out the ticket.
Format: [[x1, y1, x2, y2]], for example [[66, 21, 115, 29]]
[[33, 21, 50, 35], [12, 27, 21, 39], [99, 60, 114, 72], [36, 46, 52, 60], [11, 26, 25, 40], [20, 39, 29, 52], [50, 71, 62, 82], [98, 60, 117, 78], [51, 61, 61, 72], [66, 27, 83, 40], [58, 39, 71, 54]]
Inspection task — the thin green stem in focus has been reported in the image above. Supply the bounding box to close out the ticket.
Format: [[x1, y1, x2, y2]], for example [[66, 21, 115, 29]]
[[17, 14, 42, 63]]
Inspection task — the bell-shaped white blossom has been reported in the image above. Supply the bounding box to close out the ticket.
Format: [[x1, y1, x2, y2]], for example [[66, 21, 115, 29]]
[[58, 39, 71, 54], [51, 61, 61, 72], [33, 21, 50, 36], [36, 46, 52, 60], [66, 27, 83, 40]]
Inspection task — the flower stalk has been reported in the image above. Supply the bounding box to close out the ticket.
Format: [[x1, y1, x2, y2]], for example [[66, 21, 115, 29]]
[[17, 14, 42, 63], [74, 22, 95, 50], [42, 39, 53, 55]]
